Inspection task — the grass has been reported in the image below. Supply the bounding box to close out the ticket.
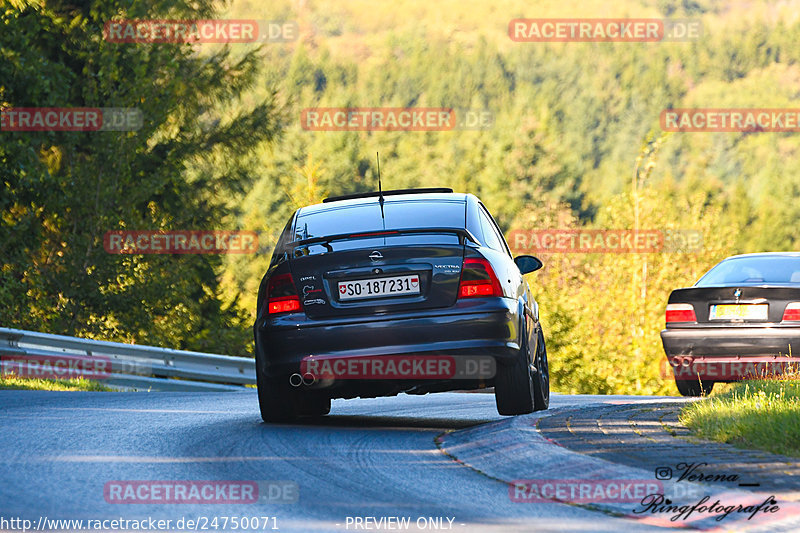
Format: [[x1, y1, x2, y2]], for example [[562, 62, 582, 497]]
[[0, 375, 112, 391], [680, 380, 800, 458]]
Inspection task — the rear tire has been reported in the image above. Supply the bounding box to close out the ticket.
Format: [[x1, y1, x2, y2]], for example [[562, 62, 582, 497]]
[[257, 370, 296, 423], [495, 321, 536, 416], [674, 377, 714, 397], [532, 328, 550, 411], [297, 394, 331, 417]]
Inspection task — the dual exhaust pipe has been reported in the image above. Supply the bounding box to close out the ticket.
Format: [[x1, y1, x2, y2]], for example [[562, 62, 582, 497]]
[[672, 356, 694, 367], [289, 372, 317, 387]]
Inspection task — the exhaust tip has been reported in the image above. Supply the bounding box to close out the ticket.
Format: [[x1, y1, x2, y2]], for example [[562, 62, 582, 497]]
[[289, 373, 303, 387]]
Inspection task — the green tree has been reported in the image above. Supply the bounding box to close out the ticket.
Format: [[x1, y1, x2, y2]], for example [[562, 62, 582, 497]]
[[1, 0, 280, 354]]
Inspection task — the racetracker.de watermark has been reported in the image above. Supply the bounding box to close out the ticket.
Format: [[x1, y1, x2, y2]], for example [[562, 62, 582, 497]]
[[104, 231, 258, 254], [299, 355, 496, 380], [1, 108, 143, 131], [510, 479, 663, 503], [300, 107, 493, 131], [1, 354, 112, 380], [103, 20, 298, 43], [104, 480, 298, 504], [1, 353, 150, 381], [664, 357, 800, 381], [508, 18, 702, 42], [662, 108, 800, 132], [507, 229, 703, 254]]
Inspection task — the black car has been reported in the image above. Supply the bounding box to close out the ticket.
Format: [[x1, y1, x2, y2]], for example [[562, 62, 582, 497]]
[[253, 188, 548, 421], [661, 252, 800, 396]]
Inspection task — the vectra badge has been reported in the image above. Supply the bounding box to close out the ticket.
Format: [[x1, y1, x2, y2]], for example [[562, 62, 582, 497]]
[[369, 251, 383, 261]]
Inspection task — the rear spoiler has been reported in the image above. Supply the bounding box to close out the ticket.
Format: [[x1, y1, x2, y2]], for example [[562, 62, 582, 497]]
[[291, 227, 479, 249]]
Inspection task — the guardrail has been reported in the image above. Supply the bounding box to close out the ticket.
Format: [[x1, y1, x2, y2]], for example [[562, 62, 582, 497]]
[[0, 327, 256, 391]]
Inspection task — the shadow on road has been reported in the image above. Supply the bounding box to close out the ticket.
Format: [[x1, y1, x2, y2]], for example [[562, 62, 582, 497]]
[[260, 414, 495, 431]]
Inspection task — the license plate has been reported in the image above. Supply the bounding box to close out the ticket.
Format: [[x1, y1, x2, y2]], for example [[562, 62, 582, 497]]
[[709, 304, 768, 320], [338, 275, 420, 301]]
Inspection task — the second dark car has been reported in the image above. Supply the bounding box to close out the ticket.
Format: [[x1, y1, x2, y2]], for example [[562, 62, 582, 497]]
[[253, 188, 548, 421], [661, 252, 800, 396]]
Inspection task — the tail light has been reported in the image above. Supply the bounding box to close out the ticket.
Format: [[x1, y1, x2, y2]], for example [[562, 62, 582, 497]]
[[267, 273, 302, 314], [665, 303, 696, 323], [458, 258, 503, 298], [782, 302, 800, 322]]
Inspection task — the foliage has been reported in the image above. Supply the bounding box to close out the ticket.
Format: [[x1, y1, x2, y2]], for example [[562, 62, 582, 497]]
[[680, 380, 800, 457], [0, 375, 112, 391], [1, 0, 280, 355], [5, 0, 800, 394], [219, 0, 798, 393]]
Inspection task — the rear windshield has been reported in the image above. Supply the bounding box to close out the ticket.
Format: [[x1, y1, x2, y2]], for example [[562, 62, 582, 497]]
[[294, 199, 465, 241], [696, 256, 800, 286]]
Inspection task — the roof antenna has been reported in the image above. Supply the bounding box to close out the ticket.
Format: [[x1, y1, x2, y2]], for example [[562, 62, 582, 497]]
[[377, 152, 385, 221]]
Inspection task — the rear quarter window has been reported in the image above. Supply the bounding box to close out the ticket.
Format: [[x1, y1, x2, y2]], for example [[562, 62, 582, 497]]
[[477, 204, 511, 256], [269, 214, 296, 266]]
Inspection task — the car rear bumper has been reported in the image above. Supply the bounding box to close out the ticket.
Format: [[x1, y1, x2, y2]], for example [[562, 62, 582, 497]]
[[254, 299, 521, 390], [660, 326, 800, 357], [660, 326, 800, 382]]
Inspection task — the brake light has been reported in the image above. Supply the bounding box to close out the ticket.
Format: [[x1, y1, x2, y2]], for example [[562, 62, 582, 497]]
[[458, 258, 503, 298], [782, 302, 800, 322], [267, 273, 302, 314], [665, 303, 696, 323]]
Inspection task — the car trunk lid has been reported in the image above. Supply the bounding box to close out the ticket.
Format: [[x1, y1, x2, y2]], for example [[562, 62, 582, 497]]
[[287, 198, 472, 319], [667, 286, 800, 325]]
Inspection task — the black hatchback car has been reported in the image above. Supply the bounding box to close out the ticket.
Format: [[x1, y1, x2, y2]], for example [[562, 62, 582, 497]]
[[661, 252, 800, 396], [253, 188, 548, 421]]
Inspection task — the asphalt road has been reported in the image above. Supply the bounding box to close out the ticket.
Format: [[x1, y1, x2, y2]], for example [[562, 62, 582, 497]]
[[0, 390, 789, 532]]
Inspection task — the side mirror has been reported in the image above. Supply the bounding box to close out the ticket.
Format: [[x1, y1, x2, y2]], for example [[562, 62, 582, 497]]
[[514, 255, 543, 274]]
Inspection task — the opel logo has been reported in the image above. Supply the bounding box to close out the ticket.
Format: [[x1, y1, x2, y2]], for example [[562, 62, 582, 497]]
[[369, 251, 383, 262]]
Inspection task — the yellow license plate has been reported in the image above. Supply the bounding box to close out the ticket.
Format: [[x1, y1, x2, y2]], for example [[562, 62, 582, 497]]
[[709, 304, 768, 320]]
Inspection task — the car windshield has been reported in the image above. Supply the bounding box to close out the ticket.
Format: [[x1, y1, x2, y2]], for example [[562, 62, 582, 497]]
[[695, 256, 800, 286]]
